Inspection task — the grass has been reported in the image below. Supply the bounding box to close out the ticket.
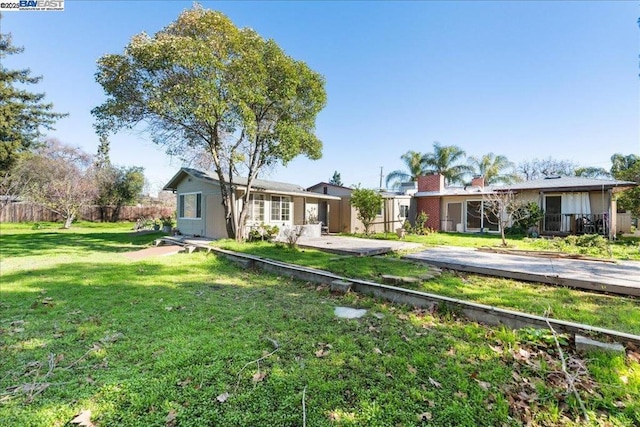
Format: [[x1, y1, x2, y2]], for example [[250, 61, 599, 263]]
[[215, 240, 640, 336], [343, 231, 640, 261], [0, 222, 639, 426]]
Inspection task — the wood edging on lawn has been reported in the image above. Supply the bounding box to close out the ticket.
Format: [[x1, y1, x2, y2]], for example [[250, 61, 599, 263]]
[[209, 246, 640, 347]]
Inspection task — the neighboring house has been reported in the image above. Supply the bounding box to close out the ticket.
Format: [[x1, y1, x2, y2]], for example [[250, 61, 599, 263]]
[[414, 174, 637, 238], [505, 176, 636, 238], [307, 182, 416, 234], [163, 168, 340, 239]]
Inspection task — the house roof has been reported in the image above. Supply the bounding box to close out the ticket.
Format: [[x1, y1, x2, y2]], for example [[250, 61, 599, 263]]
[[306, 182, 353, 191], [415, 175, 637, 197], [501, 176, 637, 192], [164, 168, 341, 200], [415, 185, 496, 198]]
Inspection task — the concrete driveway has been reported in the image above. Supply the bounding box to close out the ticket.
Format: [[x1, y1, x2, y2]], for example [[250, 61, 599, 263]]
[[405, 246, 640, 297]]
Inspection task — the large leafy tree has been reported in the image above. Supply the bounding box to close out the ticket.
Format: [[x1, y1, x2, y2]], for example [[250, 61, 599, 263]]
[[92, 7, 326, 240], [422, 142, 469, 185], [467, 152, 519, 185], [93, 135, 145, 221], [20, 139, 97, 229], [385, 150, 427, 189], [610, 153, 640, 216]]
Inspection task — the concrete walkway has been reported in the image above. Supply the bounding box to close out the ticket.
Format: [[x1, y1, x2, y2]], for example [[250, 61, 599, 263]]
[[405, 246, 640, 297], [296, 235, 423, 256]]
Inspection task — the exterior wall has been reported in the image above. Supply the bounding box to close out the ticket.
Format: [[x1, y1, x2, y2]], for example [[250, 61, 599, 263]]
[[176, 177, 217, 237], [293, 196, 305, 225], [588, 191, 608, 216], [302, 199, 320, 225], [617, 212, 632, 234], [440, 196, 468, 232], [416, 197, 440, 231], [383, 196, 412, 232], [243, 192, 294, 229], [327, 200, 343, 233], [308, 183, 353, 197], [205, 192, 227, 238]]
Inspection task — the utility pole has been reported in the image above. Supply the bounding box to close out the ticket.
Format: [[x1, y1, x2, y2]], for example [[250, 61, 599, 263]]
[[379, 166, 384, 190]]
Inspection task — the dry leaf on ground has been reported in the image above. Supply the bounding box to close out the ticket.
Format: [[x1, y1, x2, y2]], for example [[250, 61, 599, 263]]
[[165, 409, 177, 427], [70, 409, 95, 427]]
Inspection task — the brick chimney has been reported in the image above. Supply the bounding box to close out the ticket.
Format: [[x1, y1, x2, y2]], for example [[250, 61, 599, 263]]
[[471, 175, 485, 188], [416, 174, 444, 231], [417, 174, 445, 192]]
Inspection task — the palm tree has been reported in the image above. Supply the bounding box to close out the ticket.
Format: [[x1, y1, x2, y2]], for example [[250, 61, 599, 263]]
[[467, 152, 519, 185], [385, 151, 427, 189], [422, 142, 469, 185]]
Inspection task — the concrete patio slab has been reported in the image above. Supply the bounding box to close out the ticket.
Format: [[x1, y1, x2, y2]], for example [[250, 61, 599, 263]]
[[296, 235, 423, 256], [405, 246, 640, 297], [124, 245, 183, 260]]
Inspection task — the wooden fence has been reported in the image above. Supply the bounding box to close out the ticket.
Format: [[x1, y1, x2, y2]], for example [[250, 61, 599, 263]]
[[617, 212, 633, 234], [0, 202, 175, 223]]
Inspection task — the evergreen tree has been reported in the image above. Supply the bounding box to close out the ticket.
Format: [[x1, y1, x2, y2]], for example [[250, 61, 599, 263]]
[[95, 134, 111, 169], [0, 25, 67, 174], [329, 171, 343, 186]]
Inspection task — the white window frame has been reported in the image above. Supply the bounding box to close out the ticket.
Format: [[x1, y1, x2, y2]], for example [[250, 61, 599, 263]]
[[179, 192, 202, 220], [271, 196, 291, 222], [248, 194, 265, 222], [466, 199, 498, 231]]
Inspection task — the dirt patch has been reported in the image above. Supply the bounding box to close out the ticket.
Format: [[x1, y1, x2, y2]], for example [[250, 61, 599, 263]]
[[124, 245, 183, 260]]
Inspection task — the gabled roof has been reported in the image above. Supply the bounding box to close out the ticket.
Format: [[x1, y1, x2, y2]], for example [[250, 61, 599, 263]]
[[306, 182, 353, 191], [501, 176, 637, 192], [163, 168, 340, 200]]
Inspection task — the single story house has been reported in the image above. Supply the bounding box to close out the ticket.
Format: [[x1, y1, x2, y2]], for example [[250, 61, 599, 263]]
[[163, 168, 340, 239], [307, 182, 416, 234], [414, 174, 637, 238]]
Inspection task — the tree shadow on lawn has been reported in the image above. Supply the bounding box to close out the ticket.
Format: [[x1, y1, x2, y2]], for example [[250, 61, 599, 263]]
[[0, 230, 165, 259]]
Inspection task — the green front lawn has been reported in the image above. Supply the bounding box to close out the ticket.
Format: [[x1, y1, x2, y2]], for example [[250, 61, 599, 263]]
[[215, 240, 640, 336], [1, 223, 639, 426]]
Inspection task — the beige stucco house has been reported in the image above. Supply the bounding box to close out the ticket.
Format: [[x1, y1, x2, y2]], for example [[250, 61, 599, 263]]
[[414, 174, 637, 238], [306, 182, 416, 234], [163, 168, 340, 239]]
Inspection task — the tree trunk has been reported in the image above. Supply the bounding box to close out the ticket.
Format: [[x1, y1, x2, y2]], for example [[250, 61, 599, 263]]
[[63, 213, 75, 229], [111, 204, 122, 222], [500, 226, 507, 247]]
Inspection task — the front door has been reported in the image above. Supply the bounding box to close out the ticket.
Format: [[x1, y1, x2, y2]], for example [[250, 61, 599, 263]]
[[544, 196, 561, 232], [447, 202, 462, 232]]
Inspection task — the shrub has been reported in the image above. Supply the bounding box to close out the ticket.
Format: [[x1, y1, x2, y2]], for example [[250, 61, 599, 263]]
[[247, 224, 280, 242], [281, 225, 303, 249], [412, 211, 432, 235]]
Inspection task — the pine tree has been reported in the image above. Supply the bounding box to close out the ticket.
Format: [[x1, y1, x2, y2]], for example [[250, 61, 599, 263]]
[[95, 134, 111, 169], [0, 25, 67, 173], [329, 171, 343, 186]]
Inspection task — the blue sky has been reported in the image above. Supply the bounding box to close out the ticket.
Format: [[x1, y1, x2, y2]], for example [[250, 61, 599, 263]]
[[3, 1, 639, 193]]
